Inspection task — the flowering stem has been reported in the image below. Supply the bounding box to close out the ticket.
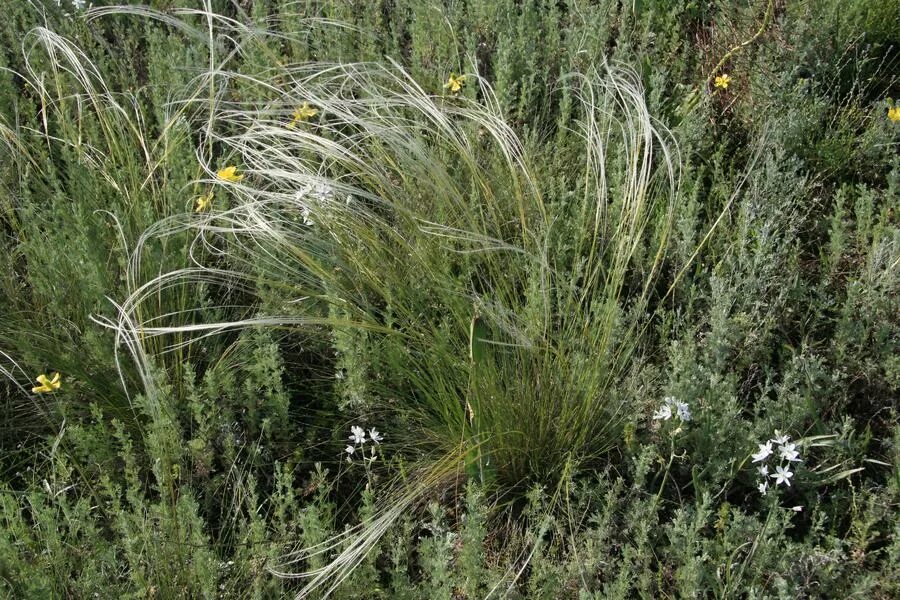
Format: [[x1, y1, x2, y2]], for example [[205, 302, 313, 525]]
[[654, 438, 677, 506], [705, 0, 775, 88]]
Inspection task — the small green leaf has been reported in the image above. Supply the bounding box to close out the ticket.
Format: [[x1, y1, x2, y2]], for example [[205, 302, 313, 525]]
[[469, 314, 489, 365]]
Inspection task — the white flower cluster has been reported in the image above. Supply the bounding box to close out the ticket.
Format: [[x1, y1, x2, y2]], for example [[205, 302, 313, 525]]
[[294, 181, 334, 226], [752, 431, 801, 495], [652, 395, 692, 422], [345, 425, 383, 463]]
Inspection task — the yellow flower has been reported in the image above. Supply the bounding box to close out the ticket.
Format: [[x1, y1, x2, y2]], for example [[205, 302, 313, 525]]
[[287, 102, 318, 129], [714, 73, 732, 89], [217, 166, 244, 182], [32, 372, 61, 394], [443, 73, 467, 94], [195, 191, 213, 212], [889, 105, 900, 122]]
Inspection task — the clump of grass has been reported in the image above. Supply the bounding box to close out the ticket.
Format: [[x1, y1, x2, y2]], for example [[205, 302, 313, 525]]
[[123, 64, 677, 480], [97, 7, 680, 591]]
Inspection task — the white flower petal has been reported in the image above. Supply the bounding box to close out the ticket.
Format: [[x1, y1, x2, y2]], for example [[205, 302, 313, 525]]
[[771, 432, 790, 445], [751, 442, 773, 463], [652, 405, 673, 421]]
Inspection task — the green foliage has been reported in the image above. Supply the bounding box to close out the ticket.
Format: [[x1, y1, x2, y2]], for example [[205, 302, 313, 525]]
[[0, 0, 897, 597]]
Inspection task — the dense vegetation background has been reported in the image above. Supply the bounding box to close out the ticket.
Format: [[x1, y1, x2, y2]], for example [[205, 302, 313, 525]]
[[0, 0, 897, 597]]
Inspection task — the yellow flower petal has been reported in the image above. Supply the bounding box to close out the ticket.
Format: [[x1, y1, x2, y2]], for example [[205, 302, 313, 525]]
[[296, 102, 318, 119], [33, 372, 61, 393], [888, 105, 900, 122], [195, 192, 213, 212], [217, 166, 244, 182], [443, 74, 466, 94], [288, 102, 319, 128]]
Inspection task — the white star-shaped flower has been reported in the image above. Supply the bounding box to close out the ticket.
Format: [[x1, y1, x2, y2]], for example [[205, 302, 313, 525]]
[[313, 182, 334, 202], [368, 428, 383, 444], [771, 465, 793, 487], [758, 481, 768, 496], [752, 441, 773, 462], [349, 425, 366, 445], [779, 443, 801, 462], [345, 445, 355, 455], [757, 464, 768, 476]]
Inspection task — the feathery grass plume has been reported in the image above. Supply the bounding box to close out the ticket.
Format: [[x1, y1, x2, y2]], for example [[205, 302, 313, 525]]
[[0, 24, 198, 426], [91, 6, 678, 594]]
